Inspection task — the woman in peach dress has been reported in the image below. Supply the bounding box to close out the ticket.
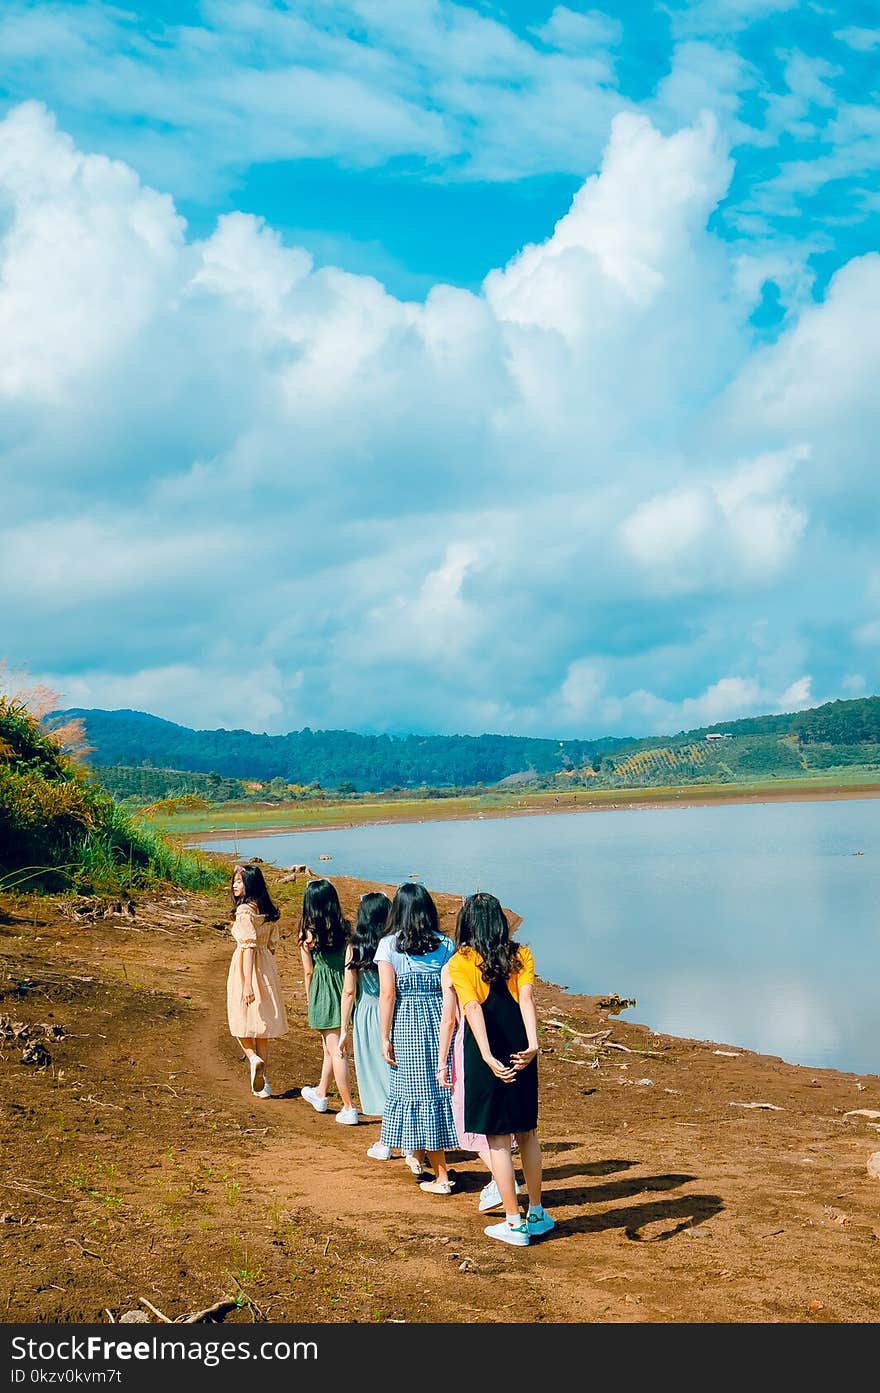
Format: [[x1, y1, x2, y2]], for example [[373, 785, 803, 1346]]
[[226, 863, 288, 1097]]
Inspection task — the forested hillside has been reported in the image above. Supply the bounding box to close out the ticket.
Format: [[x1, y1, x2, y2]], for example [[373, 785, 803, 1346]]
[[57, 708, 616, 791], [51, 694, 880, 796]]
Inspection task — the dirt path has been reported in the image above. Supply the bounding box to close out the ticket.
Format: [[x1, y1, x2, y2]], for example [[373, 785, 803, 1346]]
[[2, 876, 880, 1324]]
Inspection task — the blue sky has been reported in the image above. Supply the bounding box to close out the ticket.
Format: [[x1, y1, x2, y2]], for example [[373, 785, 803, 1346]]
[[2, 0, 880, 738]]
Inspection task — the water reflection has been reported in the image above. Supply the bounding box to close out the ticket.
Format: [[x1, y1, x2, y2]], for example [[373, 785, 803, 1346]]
[[195, 798, 880, 1074]]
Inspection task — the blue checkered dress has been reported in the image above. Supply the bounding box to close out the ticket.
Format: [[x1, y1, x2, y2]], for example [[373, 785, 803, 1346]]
[[379, 946, 458, 1154]]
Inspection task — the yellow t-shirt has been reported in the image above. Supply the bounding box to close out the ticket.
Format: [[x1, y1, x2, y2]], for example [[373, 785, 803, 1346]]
[[447, 944, 535, 1007]]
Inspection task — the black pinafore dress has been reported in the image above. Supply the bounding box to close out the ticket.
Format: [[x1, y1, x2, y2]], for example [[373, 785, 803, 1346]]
[[462, 975, 538, 1135]]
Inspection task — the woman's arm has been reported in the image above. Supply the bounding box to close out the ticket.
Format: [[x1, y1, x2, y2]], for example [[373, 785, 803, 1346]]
[[510, 983, 539, 1069], [300, 942, 314, 997], [435, 964, 457, 1088], [463, 999, 515, 1082], [338, 946, 356, 1056], [241, 946, 256, 1006], [378, 960, 397, 1066]]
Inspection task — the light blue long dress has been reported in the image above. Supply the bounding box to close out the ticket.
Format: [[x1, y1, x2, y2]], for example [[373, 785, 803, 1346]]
[[352, 967, 391, 1116]]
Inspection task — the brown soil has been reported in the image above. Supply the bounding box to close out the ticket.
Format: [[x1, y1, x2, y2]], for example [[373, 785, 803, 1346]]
[[2, 872, 879, 1326]]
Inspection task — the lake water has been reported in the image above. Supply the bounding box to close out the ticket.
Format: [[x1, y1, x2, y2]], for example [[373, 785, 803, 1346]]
[[195, 799, 880, 1076]]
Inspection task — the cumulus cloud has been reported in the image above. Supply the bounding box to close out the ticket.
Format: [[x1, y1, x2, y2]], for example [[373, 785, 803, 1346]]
[[620, 445, 808, 594], [2, 100, 878, 738]]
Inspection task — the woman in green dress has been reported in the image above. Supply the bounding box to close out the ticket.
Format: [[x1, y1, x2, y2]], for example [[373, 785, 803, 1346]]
[[298, 878, 358, 1124]]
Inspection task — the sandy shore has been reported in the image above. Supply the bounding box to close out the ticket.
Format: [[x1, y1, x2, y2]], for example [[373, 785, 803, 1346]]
[[186, 779, 880, 843]]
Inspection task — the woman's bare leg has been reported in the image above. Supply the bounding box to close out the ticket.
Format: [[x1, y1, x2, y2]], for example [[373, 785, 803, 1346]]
[[487, 1135, 519, 1215], [425, 1150, 449, 1185], [316, 1032, 334, 1097], [515, 1128, 543, 1208], [323, 1029, 353, 1108]]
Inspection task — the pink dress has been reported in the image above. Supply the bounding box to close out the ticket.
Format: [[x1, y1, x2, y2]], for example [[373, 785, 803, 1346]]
[[451, 1009, 515, 1159], [226, 904, 289, 1039], [451, 1016, 491, 1162]]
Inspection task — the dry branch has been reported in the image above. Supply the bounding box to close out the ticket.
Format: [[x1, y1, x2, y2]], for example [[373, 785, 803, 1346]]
[[180, 1299, 240, 1324], [138, 1297, 171, 1323]]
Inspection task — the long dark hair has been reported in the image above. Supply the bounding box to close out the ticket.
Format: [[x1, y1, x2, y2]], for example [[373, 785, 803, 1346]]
[[455, 892, 523, 986], [231, 863, 279, 922], [349, 891, 392, 972], [388, 882, 441, 956], [298, 878, 349, 953]]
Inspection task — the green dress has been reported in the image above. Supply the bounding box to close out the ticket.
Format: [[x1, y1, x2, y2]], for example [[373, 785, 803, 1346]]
[[307, 945, 347, 1029]]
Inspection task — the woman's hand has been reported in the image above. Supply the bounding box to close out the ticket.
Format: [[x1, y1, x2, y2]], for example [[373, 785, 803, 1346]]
[[510, 1045, 538, 1070], [483, 1054, 516, 1082], [381, 1037, 396, 1067], [435, 1063, 452, 1090], [242, 987, 255, 1007], [337, 1030, 349, 1059]]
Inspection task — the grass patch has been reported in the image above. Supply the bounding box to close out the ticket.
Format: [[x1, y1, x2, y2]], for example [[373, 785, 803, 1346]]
[[0, 692, 226, 895]]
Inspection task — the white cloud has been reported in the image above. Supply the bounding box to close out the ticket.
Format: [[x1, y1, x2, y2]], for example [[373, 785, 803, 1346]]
[[41, 663, 287, 733], [531, 7, 623, 51], [548, 663, 814, 736], [0, 0, 624, 191], [2, 102, 879, 739], [668, 0, 798, 38], [619, 446, 808, 593], [834, 27, 880, 53]]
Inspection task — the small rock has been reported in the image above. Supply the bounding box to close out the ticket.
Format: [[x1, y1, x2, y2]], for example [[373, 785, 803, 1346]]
[[713, 1050, 740, 1058], [20, 1041, 51, 1068], [636, 1078, 654, 1086], [458, 1259, 476, 1273], [119, 1311, 151, 1323], [843, 1109, 880, 1120], [808, 1299, 824, 1312], [866, 1151, 880, 1180]]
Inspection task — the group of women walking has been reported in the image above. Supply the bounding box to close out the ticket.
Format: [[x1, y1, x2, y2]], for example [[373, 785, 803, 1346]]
[[226, 862, 554, 1248]]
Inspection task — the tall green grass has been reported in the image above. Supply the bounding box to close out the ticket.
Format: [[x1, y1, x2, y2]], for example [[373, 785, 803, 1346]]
[[0, 694, 225, 895]]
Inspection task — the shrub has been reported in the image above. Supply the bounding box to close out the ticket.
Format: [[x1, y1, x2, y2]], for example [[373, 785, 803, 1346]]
[[0, 690, 225, 895]]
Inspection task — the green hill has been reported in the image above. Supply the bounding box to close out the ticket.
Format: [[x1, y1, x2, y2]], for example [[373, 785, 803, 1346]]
[[53, 708, 621, 793], [49, 694, 880, 797]]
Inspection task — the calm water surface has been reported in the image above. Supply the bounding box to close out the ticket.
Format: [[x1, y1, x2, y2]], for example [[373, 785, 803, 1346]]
[[195, 799, 880, 1075]]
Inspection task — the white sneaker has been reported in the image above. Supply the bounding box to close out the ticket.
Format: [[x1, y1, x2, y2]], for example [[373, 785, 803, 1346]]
[[255, 1078, 271, 1098], [478, 1178, 521, 1212], [484, 1218, 530, 1247], [367, 1142, 392, 1160], [335, 1106, 359, 1126], [403, 1153, 430, 1178], [301, 1085, 328, 1113]]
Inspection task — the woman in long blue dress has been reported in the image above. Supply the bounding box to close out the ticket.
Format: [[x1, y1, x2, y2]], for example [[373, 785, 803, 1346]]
[[375, 882, 458, 1194], [338, 892, 393, 1155]]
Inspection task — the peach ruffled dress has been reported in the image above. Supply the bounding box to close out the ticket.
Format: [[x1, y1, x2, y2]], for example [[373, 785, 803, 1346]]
[[226, 903, 289, 1039]]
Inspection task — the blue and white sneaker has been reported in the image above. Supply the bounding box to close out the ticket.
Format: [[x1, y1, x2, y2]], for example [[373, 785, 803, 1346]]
[[526, 1208, 555, 1237], [484, 1218, 530, 1247]]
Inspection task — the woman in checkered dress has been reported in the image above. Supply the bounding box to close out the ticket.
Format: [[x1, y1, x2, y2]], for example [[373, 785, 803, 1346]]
[[375, 882, 458, 1194]]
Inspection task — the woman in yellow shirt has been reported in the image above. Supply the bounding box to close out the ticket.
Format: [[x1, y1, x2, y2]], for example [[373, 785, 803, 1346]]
[[442, 892, 554, 1247]]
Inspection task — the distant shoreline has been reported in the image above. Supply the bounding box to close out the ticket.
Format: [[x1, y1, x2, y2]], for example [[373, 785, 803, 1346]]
[[185, 778, 880, 843]]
